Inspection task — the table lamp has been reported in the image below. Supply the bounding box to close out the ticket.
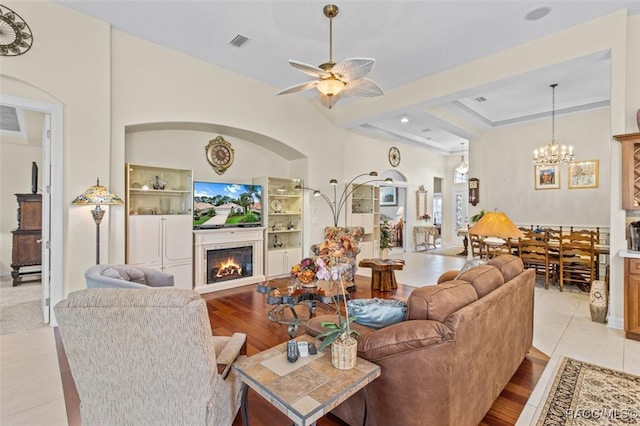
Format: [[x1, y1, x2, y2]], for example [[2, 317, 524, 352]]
[[72, 178, 123, 264], [468, 211, 524, 254]]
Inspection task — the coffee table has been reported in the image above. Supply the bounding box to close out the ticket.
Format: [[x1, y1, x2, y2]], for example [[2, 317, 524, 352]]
[[233, 334, 381, 426], [358, 258, 405, 291], [257, 280, 355, 338]]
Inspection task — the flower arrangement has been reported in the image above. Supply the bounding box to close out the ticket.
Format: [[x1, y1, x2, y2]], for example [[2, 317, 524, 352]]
[[420, 213, 431, 221], [380, 219, 392, 250], [290, 257, 318, 284]]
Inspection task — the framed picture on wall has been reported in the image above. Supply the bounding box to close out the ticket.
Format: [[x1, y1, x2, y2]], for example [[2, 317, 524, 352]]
[[534, 165, 560, 190], [568, 160, 599, 189], [380, 186, 397, 206]]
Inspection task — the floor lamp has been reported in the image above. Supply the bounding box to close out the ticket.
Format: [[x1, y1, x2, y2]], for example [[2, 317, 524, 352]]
[[72, 178, 123, 264]]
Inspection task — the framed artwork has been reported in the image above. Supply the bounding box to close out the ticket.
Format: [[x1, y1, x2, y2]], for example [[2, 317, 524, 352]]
[[380, 186, 397, 206], [534, 165, 560, 190], [568, 160, 599, 189]]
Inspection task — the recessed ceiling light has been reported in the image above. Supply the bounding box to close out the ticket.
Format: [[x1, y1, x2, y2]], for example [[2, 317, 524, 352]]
[[525, 7, 551, 21], [400, 116, 409, 123]]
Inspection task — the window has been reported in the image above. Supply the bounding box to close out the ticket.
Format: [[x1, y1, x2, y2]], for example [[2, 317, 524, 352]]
[[433, 193, 442, 225]]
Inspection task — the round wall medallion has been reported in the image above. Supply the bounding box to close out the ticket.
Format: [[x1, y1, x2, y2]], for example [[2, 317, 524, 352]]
[[388, 146, 401, 167], [0, 5, 33, 56], [205, 136, 234, 175]]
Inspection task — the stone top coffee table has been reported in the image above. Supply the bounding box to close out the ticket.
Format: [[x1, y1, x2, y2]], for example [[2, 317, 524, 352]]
[[233, 334, 380, 426]]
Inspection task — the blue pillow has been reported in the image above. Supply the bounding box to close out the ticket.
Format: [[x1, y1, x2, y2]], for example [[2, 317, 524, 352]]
[[347, 298, 407, 329]]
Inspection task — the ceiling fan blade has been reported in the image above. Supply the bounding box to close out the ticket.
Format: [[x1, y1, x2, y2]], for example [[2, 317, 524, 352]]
[[289, 60, 330, 78], [277, 80, 318, 95], [332, 58, 375, 81], [342, 78, 384, 97], [319, 92, 341, 109]]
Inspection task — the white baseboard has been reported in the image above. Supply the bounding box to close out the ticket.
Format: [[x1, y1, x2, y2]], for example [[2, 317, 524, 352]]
[[607, 316, 624, 330]]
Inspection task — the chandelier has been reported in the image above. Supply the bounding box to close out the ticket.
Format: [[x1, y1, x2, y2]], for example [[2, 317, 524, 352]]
[[532, 84, 574, 167], [454, 142, 469, 174]]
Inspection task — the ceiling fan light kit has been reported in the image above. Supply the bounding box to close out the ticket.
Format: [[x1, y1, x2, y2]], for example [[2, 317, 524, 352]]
[[277, 4, 383, 109]]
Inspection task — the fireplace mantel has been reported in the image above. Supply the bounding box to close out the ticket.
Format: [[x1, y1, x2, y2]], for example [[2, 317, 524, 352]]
[[194, 227, 265, 293]]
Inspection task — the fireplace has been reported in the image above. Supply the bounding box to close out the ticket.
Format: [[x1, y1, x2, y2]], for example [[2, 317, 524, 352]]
[[194, 227, 265, 293], [207, 246, 253, 284]]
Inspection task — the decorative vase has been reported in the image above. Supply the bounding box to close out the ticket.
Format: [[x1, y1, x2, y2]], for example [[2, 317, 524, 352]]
[[381, 248, 390, 260], [331, 337, 357, 370]]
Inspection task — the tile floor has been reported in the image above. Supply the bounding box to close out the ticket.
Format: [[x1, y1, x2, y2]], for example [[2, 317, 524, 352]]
[[1, 249, 638, 425]]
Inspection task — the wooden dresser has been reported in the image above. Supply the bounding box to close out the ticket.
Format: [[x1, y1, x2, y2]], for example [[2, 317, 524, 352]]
[[10, 193, 42, 286]]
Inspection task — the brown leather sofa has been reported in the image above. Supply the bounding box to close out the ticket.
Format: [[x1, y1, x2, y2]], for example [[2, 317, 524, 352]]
[[305, 255, 535, 426]]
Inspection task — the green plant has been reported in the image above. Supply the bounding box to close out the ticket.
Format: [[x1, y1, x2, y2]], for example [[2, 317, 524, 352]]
[[316, 314, 359, 351], [380, 219, 392, 250], [470, 209, 485, 224]]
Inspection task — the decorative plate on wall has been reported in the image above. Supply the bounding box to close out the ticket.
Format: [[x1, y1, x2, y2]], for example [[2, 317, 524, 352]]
[[0, 5, 33, 56]]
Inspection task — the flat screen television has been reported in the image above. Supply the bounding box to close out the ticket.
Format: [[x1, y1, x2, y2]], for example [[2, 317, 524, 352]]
[[193, 181, 262, 229]]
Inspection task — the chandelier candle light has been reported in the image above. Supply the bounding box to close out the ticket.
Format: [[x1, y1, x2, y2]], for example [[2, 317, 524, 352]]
[[532, 84, 574, 167], [296, 172, 392, 227]]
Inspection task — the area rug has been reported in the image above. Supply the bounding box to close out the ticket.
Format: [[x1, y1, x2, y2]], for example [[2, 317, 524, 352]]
[[536, 357, 640, 425], [417, 245, 465, 257], [0, 282, 45, 335]]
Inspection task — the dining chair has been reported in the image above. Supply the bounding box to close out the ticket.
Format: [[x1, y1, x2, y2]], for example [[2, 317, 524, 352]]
[[559, 231, 596, 292], [469, 233, 487, 259], [518, 233, 554, 289]]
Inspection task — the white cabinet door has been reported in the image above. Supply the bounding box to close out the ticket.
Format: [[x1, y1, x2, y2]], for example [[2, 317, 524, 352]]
[[165, 261, 193, 290], [267, 248, 302, 278], [128, 215, 163, 267], [163, 215, 192, 263], [267, 251, 285, 277], [352, 213, 374, 234]]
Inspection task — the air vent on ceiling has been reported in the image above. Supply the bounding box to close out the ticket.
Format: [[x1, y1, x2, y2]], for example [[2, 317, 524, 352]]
[[421, 128, 432, 132], [0, 105, 21, 132], [228, 34, 250, 48], [475, 96, 487, 103]]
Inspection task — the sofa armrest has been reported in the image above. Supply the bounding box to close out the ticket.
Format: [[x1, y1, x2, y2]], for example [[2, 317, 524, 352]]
[[143, 269, 175, 287], [357, 320, 454, 361]]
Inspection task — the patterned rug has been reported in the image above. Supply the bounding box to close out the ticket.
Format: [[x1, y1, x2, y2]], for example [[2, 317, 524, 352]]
[[416, 245, 465, 257], [536, 357, 640, 425]]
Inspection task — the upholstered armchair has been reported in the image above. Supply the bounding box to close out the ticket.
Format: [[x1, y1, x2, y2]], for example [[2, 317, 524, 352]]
[[310, 226, 364, 282], [85, 264, 174, 289], [54, 288, 247, 426]]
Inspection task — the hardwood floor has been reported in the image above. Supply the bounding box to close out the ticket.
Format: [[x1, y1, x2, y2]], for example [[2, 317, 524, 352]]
[[55, 276, 548, 425]]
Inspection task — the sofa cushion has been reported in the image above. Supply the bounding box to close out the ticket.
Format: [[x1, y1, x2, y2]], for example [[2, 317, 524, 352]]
[[454, 258, 487, 279], [102, 266, 147, 284], [488, 255, 525, 282], [457, 264, 504, 298], [407, 281, 478, 322]]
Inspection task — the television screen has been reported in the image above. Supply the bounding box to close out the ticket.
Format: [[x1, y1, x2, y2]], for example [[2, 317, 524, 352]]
[[193, 181, 262, 229]]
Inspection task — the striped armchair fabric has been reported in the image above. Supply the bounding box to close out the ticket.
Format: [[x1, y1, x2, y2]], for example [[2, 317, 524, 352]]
[[54, 288, 246, 426]]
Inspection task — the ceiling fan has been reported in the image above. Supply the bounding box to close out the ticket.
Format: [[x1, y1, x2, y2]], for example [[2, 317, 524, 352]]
[[277, 4, 383, 109]]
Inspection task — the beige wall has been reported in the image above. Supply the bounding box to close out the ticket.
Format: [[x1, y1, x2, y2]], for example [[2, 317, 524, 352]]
[[0, 2, 638, 329]]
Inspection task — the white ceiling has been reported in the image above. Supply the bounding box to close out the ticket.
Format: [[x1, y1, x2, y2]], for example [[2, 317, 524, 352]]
[[56, 0, 640, 155]]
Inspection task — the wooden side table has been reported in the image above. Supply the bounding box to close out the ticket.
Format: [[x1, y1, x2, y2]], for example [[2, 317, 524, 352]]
[[358, 258, 405, 291]]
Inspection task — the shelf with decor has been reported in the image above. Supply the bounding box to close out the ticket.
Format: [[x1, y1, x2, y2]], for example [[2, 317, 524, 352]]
[[255, 176, 304, 277], [348, 184, 380, 260], [125, 164, 193, 288]]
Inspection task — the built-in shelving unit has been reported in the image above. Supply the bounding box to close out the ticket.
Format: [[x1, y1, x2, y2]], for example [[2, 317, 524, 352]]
[[125, 164, 193, 288], [255, 176, 303, 277], [348, 183, 380, 260]]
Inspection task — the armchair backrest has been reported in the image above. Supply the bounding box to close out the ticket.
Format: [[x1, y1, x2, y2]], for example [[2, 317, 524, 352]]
[[310, 226, 364, 281], [54, 288, 223, 425]]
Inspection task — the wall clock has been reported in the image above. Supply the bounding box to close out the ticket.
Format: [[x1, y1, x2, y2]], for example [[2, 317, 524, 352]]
[[469, 178, 479, 206], [388, 146, 401, 167], [205, 136, 234, 175]]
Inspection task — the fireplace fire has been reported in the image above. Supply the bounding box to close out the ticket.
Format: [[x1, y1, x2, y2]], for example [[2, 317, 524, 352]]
[[207, 246, 253, 284]]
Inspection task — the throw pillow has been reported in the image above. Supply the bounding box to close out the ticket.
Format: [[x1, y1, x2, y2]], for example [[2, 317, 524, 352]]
[[347, 298, 407, 329], [101, 266, 147, 284]]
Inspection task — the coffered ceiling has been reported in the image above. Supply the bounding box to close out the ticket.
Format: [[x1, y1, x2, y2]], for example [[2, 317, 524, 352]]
[[56, 1, 640, 155]]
